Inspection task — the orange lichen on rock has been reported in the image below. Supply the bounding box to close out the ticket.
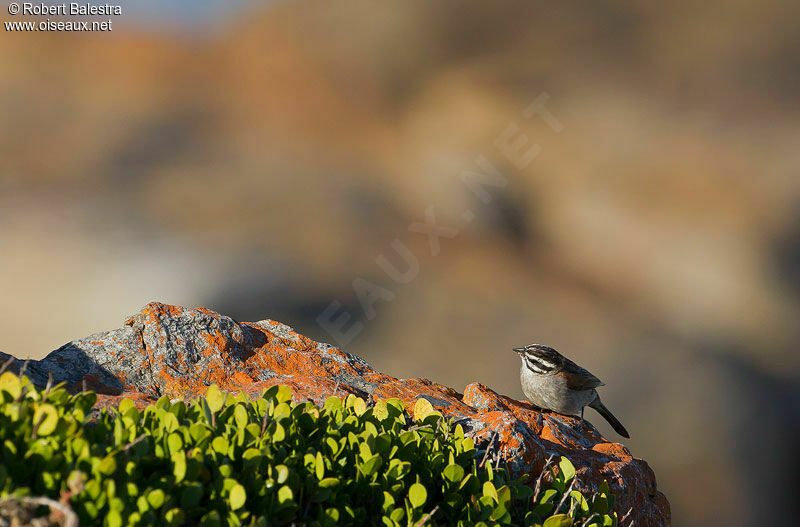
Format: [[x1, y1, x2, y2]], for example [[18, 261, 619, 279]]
[[0, 302, 670, 527]]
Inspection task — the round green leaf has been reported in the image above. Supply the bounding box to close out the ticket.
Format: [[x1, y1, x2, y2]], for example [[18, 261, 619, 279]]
[[558, 457, 576, 482], [277, 485, 293, 504], [325, 507, 340, 522], [211, 436, 229, 454], [162, 411, 179, 432], [275, 464, 289, 484], [570, 489, 589, 512], [540, 488, 558, 504], [33, 403, 59, 436], [172, 452, 187, 483], [385, 398, 405, 412], [483, 481, 498, 501], [490, 503, 509, 521], [272, 422, 286, 442], [360, 454, 383, 477], [543, 514, 574, 527], [315, 451, 325, 480], [442, 464, 465, 483], [233, 404, 248, 429], [372, 400, 389, 420], [497, 485, 512, 505], [413, 398, 435, 422], [106, 509, 123, 527], [275, 385, 293, 403], [167, 432, 184, 454], [147, 488, 166, 509], [73, 391, 97, 413], [408, 483, 427, 508], [324, 396, 342, 413], [273, 402, 292, 421], [351, 397, 367, 416], [325, 437, 339, 456], [165, 508, 185, 526], [0, 372, 22, 399], [229, 483, 246, 510], [390, 507, 405, 522], [319, 477, 339, 488], [98, 455, 117, 476], [205, 384, 225, 412]]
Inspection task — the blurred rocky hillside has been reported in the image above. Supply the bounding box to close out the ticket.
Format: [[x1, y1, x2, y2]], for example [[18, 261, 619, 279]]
[[1, 1, 799, 526]]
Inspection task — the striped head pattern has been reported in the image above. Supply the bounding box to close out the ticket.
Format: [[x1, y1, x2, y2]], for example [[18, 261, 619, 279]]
[[513, 344, 564, 375]]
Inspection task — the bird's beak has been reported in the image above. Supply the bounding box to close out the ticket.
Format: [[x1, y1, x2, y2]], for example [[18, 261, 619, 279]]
[[512, 347, 526, 354]]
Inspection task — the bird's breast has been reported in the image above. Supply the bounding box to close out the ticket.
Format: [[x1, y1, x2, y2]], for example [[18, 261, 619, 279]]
[[520, 367, 595, 415]]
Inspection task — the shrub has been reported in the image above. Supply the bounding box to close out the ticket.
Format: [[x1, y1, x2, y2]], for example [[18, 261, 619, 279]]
[[0, 371, 618, 526]]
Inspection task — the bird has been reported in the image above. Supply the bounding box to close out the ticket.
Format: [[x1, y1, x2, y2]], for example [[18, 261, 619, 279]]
[[513, 344, 629, 438]]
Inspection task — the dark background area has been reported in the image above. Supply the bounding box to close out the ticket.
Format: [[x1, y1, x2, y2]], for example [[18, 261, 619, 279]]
[[2, 1, 800, 525]]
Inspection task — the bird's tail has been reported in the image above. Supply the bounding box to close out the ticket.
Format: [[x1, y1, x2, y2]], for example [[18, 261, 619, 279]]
[[589, 397, 630, 438]]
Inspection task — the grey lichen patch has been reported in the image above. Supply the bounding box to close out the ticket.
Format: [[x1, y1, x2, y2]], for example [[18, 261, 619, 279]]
[[253, 319, 302, 342], [316, 342, 373, 373], [416, 394, 454, 409], [330, 372, 378, 398]]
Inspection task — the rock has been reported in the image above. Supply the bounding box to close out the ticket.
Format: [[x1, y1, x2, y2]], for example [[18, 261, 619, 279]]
[[0, 302, 670, 527]]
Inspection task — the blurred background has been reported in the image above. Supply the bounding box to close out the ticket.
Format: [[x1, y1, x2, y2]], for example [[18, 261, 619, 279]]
[[2, 1, 800, 524]]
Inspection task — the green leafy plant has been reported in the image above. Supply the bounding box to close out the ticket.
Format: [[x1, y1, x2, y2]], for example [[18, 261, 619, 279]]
[[0, 370, 618, 526]]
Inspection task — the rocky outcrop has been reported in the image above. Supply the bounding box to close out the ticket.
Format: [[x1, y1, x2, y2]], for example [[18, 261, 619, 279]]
[[1, 303, 670, 527]]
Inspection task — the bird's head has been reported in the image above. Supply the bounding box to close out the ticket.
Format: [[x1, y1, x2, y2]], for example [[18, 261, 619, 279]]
[[513, 344, 563, 373]]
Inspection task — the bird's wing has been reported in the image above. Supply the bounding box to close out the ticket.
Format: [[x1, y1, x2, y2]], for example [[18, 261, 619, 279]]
[[559, 359, 605, 391]]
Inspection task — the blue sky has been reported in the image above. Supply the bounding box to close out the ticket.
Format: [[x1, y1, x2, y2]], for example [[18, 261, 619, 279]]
[[116, 0, 268, 31]]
